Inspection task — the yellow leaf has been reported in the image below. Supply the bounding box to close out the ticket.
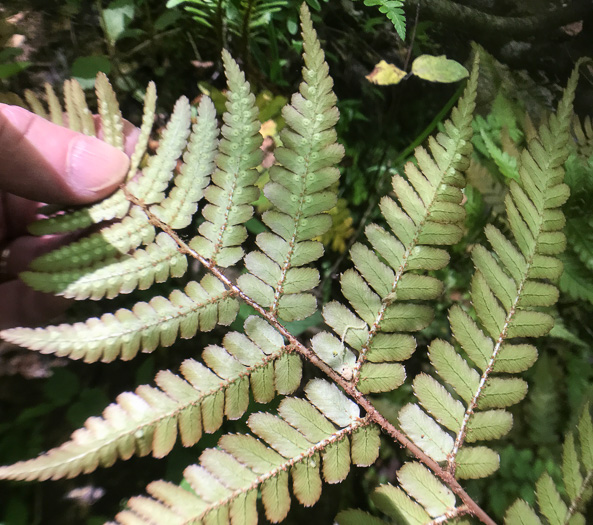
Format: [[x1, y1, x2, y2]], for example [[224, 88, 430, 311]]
[[365, 60, 406, 86]]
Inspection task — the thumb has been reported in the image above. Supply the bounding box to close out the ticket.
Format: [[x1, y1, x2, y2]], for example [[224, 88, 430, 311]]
[[0, 104, 130, 205]]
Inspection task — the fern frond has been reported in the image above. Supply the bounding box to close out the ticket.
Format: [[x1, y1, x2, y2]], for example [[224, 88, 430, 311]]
[[27, 95, 189, 273], [23, 89, 48, 119], [0, 275, 238, 362], [96, 72, 125, 150], [106, 380, 379, 525], [317, 56, 478, 394], [0, 316, 301, 481], [28, 206, 155, 272], [189, 50, 263, 268], [238, 3, 343, 322], [44, 82, 64, 125], [362, 0, 406, 40], [397, 62, 580, 485], [128, 96, 192, 205], [19, 232, 187, 300], [22, 96, 219, 299], [150, 95, 219, 229], [28, 81, 157, 236], [504, 405, 593, 525]]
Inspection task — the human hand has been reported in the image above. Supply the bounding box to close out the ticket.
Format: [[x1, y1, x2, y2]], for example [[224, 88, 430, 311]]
[[0, 104, 138, 330]]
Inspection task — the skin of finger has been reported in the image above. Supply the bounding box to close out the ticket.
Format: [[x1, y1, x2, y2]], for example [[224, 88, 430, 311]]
[[0, 280, 71, 330], [0, 104, 130, 204]]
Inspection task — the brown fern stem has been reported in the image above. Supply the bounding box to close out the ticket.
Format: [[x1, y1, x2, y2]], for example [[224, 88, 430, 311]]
[[125, 187, 497, 525]]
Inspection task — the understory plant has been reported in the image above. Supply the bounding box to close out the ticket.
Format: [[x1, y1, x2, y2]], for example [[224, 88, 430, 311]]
[[1, 5, 592, 524]]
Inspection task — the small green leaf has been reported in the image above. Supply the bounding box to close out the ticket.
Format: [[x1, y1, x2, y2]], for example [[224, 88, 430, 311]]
[[562, 433, 583, 502], [357, 363, 405, 394], [412, 55, 469, 83], [292, 453, 322, 507], [322, 437, 351, 483], [351, 425, 380, 467]]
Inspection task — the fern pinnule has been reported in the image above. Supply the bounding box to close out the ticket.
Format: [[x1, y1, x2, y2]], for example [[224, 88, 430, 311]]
[[0, 316, 302, 481], [23, 89, 48, 120], [28, 81, 157, 236], [95, 72, 125, 150], [44, 82, 64, 125], [238, 3, 344, 323], [189, 50, 263, 268], [107, 379, 379, 525], [317, 56, 479, 394], [0, 274, 238, 362]]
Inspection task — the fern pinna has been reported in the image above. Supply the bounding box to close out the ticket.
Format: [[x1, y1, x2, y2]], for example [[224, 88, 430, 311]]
[[0, 4, 590, 524]]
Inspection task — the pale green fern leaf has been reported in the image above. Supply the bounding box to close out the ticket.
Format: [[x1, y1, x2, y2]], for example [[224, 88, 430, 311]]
[[504, 405, 593, 525], [189, 50, 263, 267], [28, 81, 157, 236], [127, 81, 158, 180], [395, 62, 580, 486], [150, 95, 219, 229], [23, 89, 47, 119], [70, 78, 96, 136], [317, 57, 478, 394], [0, 274, 238, 362], [95, 72, 125, 150], [28, 206, 155, 272], [63, 79, 82, 133], [22, 96, 218, 299], [101, 380, 378, 525], [19, 232, 188, 300], [0, 316, 304, 481], [128, 96, 192, 205], [44, 82, 64, 125], [238, 3, 343, 322], [28, 95, 190, 273]]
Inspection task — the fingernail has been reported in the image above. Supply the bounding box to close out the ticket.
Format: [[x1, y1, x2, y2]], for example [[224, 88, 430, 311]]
[[67, 135, 130, 198]]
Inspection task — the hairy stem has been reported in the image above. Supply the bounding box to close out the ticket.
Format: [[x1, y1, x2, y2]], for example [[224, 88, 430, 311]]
[[125, 188, 497, 525]]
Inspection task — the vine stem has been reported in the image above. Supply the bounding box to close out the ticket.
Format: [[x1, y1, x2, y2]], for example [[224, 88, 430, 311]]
[[123, 189, 496, 525]]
